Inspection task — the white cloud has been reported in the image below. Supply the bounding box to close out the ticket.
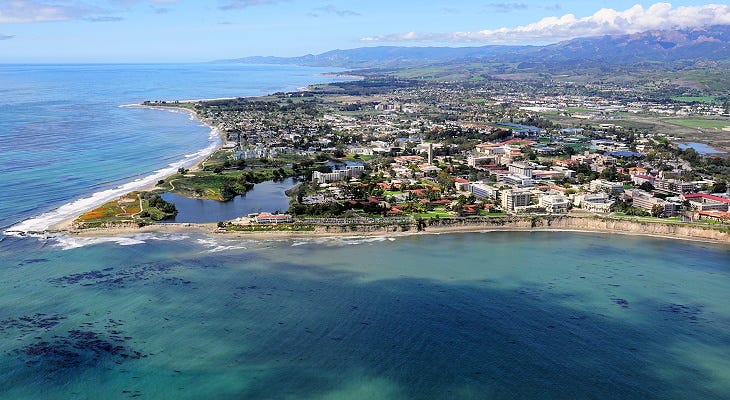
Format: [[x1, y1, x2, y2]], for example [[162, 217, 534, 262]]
[[85, 15, 124, 22], [486, 3, 528, 13], [0, 0, 179, 23], [308, 4, 360, 18], [362, 3, 730, 43], [0, 0, 100, 23], [219, 0, 286, 10]]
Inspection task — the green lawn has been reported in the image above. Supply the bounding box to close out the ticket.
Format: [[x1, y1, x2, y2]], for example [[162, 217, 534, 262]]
[[671, 96, 718, 104], [346, 154, 373, 162], [565, 107, 593, 113], [481, 212, 507, 217], [414, 210, 454, 218]]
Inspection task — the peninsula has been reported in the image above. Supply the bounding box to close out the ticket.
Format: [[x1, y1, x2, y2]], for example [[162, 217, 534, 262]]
[[63, 71, 729, 243], [58, 25, 730, 243]]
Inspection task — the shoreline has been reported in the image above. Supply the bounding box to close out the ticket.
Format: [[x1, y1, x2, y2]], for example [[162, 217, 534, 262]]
[[3, 103, 225, 236], [50, 104, 226, 233], [319, 72, 365, 80], [55, 216, 730, 245]]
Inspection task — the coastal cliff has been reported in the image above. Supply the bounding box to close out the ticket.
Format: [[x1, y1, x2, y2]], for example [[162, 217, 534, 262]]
[[64, 215, 729, 244], [311, 216, 730, 243]]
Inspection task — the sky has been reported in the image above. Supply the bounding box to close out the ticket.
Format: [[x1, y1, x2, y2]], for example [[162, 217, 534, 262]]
[[0, 1, 729, 62]]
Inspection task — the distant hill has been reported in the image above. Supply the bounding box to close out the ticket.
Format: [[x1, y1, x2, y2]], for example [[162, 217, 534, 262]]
[[218, 25, 730, 68], [218, 45, 532, 68], [534, 25, 730, 64]]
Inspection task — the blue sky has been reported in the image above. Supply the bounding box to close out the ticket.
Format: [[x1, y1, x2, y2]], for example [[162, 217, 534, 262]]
[[0, 1, 728, 62]]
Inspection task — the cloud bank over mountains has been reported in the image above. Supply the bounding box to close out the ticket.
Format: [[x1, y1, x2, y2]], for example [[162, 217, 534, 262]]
[[362, 3, 730, 43]]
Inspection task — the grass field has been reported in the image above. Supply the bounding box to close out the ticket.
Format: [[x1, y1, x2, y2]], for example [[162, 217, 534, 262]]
[[670, 96, 718, 104], [414, 210, 455, 219], [662, 118, 730, 130], [564, 107, 594, 113]]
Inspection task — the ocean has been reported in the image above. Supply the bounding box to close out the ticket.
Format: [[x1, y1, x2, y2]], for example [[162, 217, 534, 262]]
[[1, 64, 729, 399], [0, 63, 343, 232]]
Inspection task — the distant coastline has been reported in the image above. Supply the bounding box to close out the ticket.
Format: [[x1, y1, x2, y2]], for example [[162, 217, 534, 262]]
[[319, 72, 364, 80]]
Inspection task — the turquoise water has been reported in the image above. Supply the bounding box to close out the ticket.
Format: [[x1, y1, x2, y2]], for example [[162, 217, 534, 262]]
[[0, 231, 728, 399], [1, 64, 729, 399]]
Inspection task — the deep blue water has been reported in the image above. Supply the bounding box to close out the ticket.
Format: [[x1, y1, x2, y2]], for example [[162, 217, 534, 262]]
[[0, 64, 729, 399]]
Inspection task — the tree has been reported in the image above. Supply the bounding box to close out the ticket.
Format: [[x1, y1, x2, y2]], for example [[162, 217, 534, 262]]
[[436, 171, 455, 192], [651, 204, 665, 218], [562, 145, 576, 156], [711, 180, 727, 193], [639, 181, 655, 192], [599, 166, 619, 181]]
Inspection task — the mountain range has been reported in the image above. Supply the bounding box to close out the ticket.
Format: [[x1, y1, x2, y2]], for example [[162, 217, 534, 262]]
[[219, 25, 730, 69]]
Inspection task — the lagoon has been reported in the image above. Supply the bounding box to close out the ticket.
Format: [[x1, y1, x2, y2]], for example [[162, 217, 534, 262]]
[[674, 141, 727, 155], [160, 178, 297, 223]]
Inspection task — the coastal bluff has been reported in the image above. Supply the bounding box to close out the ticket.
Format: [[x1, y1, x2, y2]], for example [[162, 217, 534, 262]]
[[312, 216, 730, 243]]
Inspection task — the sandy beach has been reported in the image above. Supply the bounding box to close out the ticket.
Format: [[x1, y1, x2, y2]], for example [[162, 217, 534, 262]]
[[39, 103, 227, 234]]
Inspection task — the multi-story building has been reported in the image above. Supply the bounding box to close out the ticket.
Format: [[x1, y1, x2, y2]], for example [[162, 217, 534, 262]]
[[312, 162, 364, 183], [467, 155, 498, 167], [589, 179, 624, 196], [654, 179, 696, 194], [508, 161, 535, 178], [631, 190, 681, 216], [539, 194, 570, 213], [501, 189, 532, 213], [683, 194, 730, 212], [631, 190, 662, 213], [502, 174, 534, 187], [574, 193, 614, 213], [470, 182, 499, 201]]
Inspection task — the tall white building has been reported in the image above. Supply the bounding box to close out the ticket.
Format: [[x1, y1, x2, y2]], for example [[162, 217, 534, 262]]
[[312, 163, 364, 183], [470, 182, 499, 200], [539, 194, 569, 213], [589, 179, 624, 196], [501, 189, 532, 212], [508, 162, 534, 178]]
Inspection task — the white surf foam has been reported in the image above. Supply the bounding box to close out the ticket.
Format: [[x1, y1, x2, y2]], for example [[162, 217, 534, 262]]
[[49, 232, 191, 250], [51, 235, 148, 250], [196, 237, 248, 253], [291, 236, 392, 247], [4, 117, 221, 236]]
